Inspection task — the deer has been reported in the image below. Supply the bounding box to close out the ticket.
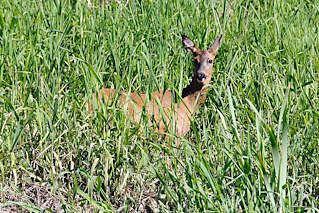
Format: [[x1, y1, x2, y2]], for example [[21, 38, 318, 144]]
[[90, 34, 223, 146]]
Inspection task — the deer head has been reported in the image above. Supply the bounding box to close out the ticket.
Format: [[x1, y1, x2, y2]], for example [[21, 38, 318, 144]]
[[182, 34, 223, 86]]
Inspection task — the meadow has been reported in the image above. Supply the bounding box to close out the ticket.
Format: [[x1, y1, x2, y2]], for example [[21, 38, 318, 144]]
[[0, 0, 318, 212]]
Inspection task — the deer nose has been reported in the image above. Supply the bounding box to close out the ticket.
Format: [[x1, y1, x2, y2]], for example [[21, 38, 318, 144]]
[[197, 73, 206, 81]]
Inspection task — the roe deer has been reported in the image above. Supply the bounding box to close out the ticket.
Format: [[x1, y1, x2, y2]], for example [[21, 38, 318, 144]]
[[91, 34, 223, 145]]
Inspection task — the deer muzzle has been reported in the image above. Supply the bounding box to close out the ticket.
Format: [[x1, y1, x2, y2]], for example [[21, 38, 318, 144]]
[[196, 72, 206, 82]]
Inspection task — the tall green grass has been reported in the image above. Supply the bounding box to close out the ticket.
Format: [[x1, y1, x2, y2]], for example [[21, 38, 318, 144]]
[[0, 0, 318, 211]]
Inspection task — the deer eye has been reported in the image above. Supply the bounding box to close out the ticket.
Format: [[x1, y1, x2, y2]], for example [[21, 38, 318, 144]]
[[192, 58, 199, 64], [208, 59, 213, 64]]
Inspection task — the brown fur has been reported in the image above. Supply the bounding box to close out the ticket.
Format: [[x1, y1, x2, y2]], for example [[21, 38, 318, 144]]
[[90, 34, 223, 145]]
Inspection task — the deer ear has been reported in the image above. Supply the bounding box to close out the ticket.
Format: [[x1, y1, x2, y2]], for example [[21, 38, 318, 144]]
[[208, 34, 223, 54], [182, 35, 200, 55]]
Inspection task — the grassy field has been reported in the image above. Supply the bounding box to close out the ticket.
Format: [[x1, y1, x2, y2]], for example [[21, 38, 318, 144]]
[[0, 0, 318, 212]]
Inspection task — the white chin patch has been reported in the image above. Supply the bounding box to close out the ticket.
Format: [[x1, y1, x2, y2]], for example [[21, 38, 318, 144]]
[[196, 79, 205, 84]]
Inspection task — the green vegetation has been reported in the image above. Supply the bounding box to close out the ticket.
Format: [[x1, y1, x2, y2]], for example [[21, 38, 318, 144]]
[[0, 0, 318, 211]]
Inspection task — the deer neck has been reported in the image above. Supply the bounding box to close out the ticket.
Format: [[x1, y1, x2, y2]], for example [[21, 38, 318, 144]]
[[181, 78, 208, 114]]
